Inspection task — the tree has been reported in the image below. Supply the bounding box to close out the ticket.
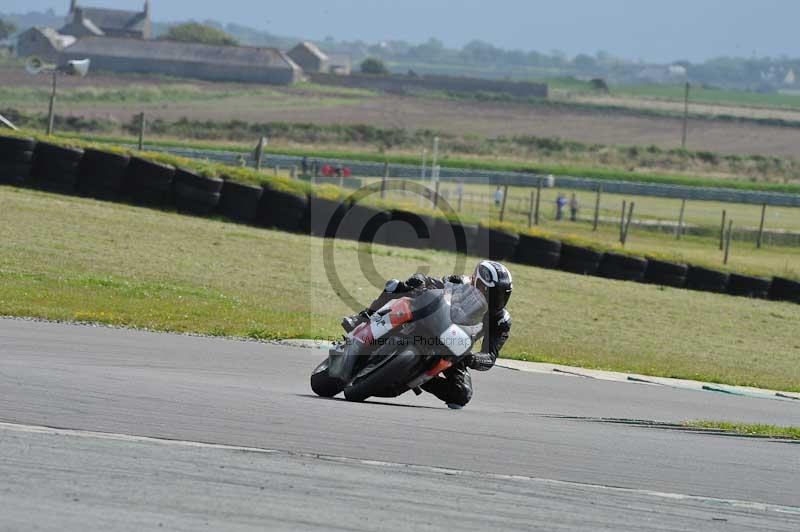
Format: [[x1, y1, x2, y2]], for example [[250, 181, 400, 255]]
[[361, 57, 389, 75], [0, 19, 17, 41], [159, 23, 239, 46]]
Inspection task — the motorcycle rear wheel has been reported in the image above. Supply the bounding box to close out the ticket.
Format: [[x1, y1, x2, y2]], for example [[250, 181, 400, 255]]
[[343, 349, 420, 403]]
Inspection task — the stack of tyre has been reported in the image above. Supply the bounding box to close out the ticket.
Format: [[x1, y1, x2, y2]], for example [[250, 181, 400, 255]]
[[1, 134, 798, 306], [0, 136, 35, 186]]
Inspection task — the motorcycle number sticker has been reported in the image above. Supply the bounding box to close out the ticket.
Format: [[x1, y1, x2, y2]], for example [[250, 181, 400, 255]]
[[439, 325, 472, 357]]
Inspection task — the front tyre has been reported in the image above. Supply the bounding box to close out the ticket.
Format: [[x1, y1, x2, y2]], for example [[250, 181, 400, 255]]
[[343, 349, 420, 403], [310, 359, 345, 398]]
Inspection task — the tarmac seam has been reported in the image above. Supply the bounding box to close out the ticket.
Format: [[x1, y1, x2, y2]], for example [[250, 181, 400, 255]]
[[1, 420, 798, 516]]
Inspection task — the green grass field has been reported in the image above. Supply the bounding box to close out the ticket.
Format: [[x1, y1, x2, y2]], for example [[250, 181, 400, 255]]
[[616, 84, 800, 110], [2, 186, 799, 391]]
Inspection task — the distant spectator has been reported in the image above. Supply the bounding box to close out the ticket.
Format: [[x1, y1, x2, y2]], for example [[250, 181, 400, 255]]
[[494, 186, 504, 208], [556, 193, 568, 221], [570, 193, 580, 222], [322, 164, 333, 177], [301, 156, 309, 176], [335, 165, 343, 178], [311, 159, 320, 177]]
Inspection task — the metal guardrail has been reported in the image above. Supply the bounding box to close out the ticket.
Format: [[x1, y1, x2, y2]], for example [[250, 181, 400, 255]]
[[142, 145, 800, 208]]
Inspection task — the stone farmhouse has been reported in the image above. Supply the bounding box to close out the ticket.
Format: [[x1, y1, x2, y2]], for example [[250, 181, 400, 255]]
[[61, 0, 152, 39]]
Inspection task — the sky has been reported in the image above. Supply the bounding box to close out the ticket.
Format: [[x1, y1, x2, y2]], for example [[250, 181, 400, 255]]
[[5, 0, 799, 62]]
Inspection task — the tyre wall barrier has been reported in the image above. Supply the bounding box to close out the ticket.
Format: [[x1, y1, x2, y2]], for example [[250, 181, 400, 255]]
[[429, 219, 479, 257], [77, 148, 129, 200], [769, 277, 800, 303], [727, 273, 771, 299], [686, 266, 730, 294], [644, 259, 688, 288], [0, 136, 36, 186], [309, 196, 349, 238], [124, 156, 175, 206], [377, 210, 433, 249], [477, 227, 519, 261], [257, 188, 309, 233], [514, 234, 561, 269], [217, 180, 263, 223], [173, 168, 224, 216], [558, 244, 603, 275], [30, 142, 84, 193], [334, 204, 389, 243], [598, 253, 649, 282], [1, 139, 797, 305]]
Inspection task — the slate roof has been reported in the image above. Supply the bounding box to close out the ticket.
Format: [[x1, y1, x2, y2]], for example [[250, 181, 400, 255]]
[[79, 7, 147, 33], [290, 41, 329, 62], [63, 36, 300, 70]]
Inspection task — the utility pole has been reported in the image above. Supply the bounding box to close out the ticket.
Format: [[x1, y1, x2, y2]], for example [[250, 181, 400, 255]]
[[47, 71, 57, 136], [681, 81, 690, 149]]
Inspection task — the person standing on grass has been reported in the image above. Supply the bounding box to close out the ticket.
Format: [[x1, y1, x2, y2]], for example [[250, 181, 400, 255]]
[[494, 186, 504, 208], [556, 193, 568, 221], [570, 193, 580, 222], [301, 156, 309, 176]]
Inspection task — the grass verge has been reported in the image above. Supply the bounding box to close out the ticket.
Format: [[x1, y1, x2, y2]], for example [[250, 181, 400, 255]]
[[684, 421, 800, 440], [1, 186, 799, 391]]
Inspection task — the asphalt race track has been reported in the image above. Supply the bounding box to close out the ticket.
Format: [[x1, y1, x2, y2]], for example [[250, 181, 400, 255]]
[[1, 318, 798, 531]]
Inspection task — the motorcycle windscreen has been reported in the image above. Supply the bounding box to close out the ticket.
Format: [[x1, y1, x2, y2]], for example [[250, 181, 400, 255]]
[[448, 283, 488, 326]]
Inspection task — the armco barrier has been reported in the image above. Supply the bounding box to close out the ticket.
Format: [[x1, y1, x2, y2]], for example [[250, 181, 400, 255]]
[[0, 136, 797, 306], [141, 146, 800, 208], [309, 196, 349, 238]]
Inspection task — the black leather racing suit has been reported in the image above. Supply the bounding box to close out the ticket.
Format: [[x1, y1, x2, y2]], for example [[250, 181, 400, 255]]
[[366, 273, 512, 407]]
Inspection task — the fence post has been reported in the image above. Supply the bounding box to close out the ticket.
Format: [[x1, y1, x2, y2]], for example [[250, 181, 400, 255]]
[[528, 189, 536, 228], [719, 210, 726, 251], [592, 185, 602, 231], [457, 184, 463, 212], [434, 180, 441, 208], [255, 137, 266, 171], [534, 179, 542, 225], [381, 162, 389, 199], [622, 202, 635, 246], [676, 199, 686, 240], [137, 112, 146, 150], [757, 204, 767, 249], [619, 200, 627, 243], [46, 71, 57, 136], [724, 220, 734, 264], [290, 165, 297, 180], [499, 184, 509, 222]]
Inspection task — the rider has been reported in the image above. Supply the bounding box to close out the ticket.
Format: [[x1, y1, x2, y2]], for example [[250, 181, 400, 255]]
[[341, 260, 513, 410]]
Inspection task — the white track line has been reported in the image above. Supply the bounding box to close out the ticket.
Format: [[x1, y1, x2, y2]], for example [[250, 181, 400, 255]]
[[1, 421, 798, 516]]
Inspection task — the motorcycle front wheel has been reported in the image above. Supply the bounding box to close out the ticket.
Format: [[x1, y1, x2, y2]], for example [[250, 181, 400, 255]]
[[343, 349, 420, 403], [310, 359, 345, 398]]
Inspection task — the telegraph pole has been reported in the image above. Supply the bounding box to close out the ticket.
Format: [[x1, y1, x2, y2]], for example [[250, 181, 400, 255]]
[[681, 81, 690, 149]]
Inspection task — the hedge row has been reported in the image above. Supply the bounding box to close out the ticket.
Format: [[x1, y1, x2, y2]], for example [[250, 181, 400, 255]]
[[1, 135, 798, 306]]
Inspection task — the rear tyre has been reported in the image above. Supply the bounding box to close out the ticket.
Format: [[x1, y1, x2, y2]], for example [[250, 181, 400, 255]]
[[310, 360, 345, 398], [343, 350, 419, 403]]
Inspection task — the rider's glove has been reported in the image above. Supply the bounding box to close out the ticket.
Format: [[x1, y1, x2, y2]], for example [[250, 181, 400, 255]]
[[406, 274, 426, 289], [446, 275, 468, 284]]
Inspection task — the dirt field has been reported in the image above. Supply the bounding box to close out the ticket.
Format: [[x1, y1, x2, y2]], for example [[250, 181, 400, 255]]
[[7, 66, 800, 159]]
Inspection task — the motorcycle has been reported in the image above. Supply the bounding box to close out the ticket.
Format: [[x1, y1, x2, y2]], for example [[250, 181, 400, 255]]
[[310, 282, 488, 403]]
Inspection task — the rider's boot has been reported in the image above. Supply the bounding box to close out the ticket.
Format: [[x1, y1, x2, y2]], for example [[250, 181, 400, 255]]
[[341, 310, 370, 333]]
